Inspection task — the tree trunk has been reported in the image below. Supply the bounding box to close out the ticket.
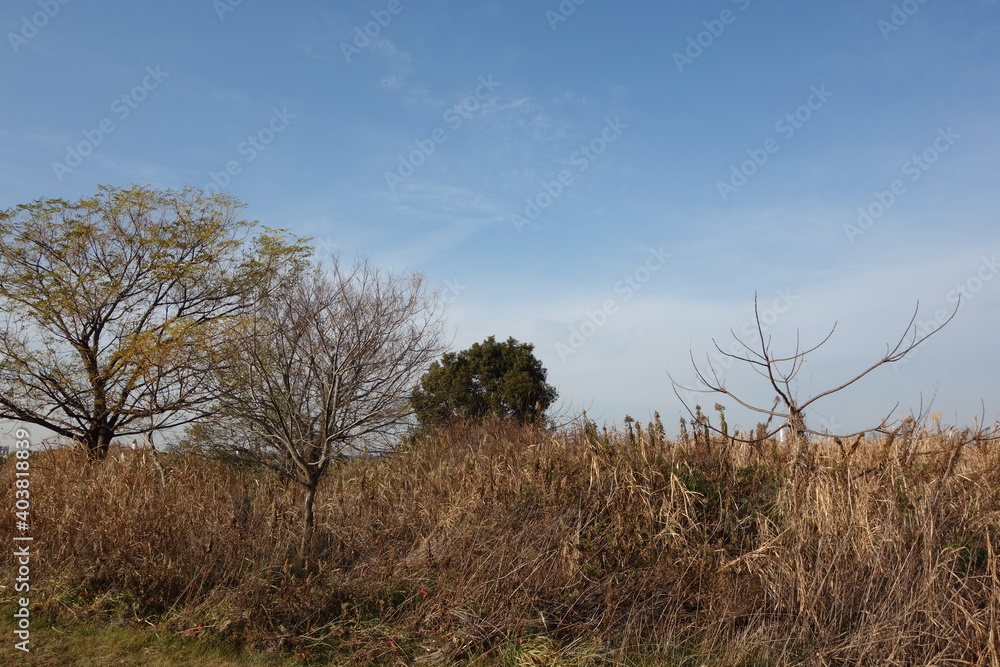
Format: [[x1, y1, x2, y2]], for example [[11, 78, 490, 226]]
[[298, 482, 317, 570], [787, 407, 812, 471], [787, 408, 807, 443], [84, 425, 115, 460]]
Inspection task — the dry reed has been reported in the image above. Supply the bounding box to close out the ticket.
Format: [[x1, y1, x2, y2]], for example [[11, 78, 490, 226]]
[[2, 418, 998, 665]]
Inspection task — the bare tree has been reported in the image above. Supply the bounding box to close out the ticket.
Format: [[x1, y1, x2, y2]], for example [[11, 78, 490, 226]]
[[0, 185, 310, 459], [671, 294, 960, 446], [210, 256, 446, 567]]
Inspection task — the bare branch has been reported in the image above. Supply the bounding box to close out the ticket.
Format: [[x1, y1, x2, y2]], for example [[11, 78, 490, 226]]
[[671, 294, 960, 442], [798, 300, 958, 412]]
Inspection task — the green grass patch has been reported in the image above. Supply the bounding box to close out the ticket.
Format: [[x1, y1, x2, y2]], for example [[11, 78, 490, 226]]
[[0, 611, 304, 666]]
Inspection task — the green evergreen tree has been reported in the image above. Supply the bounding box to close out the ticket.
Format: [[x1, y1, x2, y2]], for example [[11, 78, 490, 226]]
[[412, 336, 557, 427]]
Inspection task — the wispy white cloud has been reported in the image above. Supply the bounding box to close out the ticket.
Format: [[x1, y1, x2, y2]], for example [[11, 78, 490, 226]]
[[374, 39, 413, 89]]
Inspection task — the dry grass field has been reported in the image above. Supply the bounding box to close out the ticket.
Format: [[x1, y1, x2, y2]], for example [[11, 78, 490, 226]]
[[2, 416, 999, 665]]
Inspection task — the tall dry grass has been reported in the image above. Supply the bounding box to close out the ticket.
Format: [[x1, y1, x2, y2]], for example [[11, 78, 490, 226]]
[[2, 418, 999, 665]]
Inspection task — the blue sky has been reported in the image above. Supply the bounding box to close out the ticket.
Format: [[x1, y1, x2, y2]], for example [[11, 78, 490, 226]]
[[2, 0, 998, 437]]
